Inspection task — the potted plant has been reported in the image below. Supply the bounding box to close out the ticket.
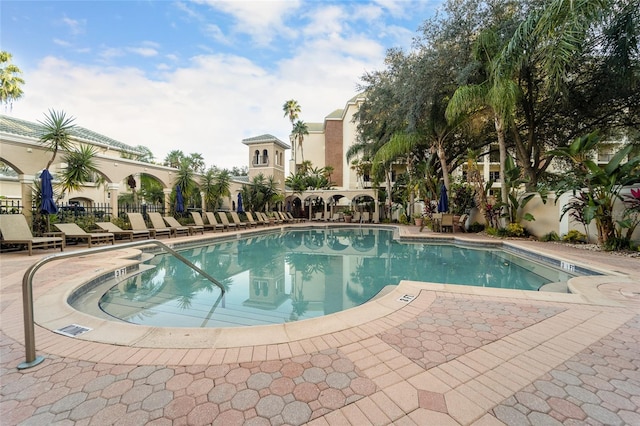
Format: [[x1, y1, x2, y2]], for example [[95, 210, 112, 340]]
[[413, 212, 423, 227], [343, 209, 354, 223]]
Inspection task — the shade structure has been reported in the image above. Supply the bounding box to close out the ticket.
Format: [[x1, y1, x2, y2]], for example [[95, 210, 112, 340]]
[[237, 193, 244, 213], [40, 169, 58, 214], [437, 183, 449, 213], [175, 185, 185, 213]]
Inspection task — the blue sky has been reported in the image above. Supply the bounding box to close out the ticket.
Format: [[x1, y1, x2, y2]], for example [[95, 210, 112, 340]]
[[2, 0, 443, 170]]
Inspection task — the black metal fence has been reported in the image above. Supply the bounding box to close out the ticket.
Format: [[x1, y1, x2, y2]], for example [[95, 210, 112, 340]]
[[0, 199, 23, 214], [1, 202, 166, 222]]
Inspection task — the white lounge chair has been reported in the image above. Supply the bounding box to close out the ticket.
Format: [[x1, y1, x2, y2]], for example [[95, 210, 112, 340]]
[[128, 212, 171, 238], [96, 221, 151, 241], [217, 212, 237, 230], [230, 212, 248, 229], [204, 212, 226, 232], [148, 212, 185, 237], [0, 214, 64, 255], [191, 212, 216, 232], [54, 223, 114, 247], [163, 215, 203, 235]]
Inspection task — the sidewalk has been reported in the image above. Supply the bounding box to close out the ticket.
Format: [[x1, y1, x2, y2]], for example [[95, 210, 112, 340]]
[[1, 227, 639, 425]]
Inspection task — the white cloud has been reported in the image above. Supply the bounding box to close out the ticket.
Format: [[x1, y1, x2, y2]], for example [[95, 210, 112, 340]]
[[8, 1, 428, 175], [60, 15, 86, 35], [196, 0, 301, 46]]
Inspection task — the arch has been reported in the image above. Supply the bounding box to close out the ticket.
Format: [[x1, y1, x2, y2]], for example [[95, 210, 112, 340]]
[[262, 149, 269, 165], [254, 150, 260, 165]]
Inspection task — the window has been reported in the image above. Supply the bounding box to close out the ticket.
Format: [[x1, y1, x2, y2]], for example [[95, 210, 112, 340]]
[[489, 171, 500, 182], [254, 150, 260, 165], [262, 149, 269, 165]]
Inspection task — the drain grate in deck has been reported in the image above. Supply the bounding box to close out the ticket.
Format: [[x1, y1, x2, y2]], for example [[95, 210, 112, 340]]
[[54, 324, 92, 337]]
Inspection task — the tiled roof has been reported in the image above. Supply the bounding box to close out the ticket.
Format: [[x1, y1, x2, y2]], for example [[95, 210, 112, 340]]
[[242, 134, 290, 149], [0, 114, 143, 154], [232, 175, 250, 184], [307, 122, 324, 132], [326, 109, 343, 119]]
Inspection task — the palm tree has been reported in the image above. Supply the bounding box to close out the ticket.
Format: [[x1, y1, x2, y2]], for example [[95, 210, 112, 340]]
[[163, 150, 185, 168], [283, 99, 301, 160], [214, 169, 231, 210], [446, 28, 520, 223], [174, 159, 196, 211], [59, 145, 101, 195], [292, 120, 309, 165], [0, 51, 25, 110], [38, 109, 76, 171], [188, 153, 206, 173]]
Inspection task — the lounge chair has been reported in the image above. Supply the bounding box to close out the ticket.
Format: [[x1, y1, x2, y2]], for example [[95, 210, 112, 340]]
[[330, 213, 342, 222], [353, 211, 361, 223], [278, 211, 291, 223], [286, 212, 303, 223], [253, 212, 270, 226], [311, 212, 323, 221], [191, 212, 216, 232], [361, 212, 370, 223], [0, 214, 64, 255], [244, 212, 259, 227], [204, 212, 226, 232], [217, 212, 237, 230], [96, 221, 151, 241], [147, 212, 183, 237], [440, 213, 454, 233], [229, 212, 248, 229], [163, 215, 203, 235], [127, 212, 171, 239], [54, 223, 114, 247]]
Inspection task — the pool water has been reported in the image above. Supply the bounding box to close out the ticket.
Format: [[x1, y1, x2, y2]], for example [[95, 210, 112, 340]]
[[94, 228, 578, 328]]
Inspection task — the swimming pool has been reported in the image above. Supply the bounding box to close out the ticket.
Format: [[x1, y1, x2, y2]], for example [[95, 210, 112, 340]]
[[73, 228, 585, 328]]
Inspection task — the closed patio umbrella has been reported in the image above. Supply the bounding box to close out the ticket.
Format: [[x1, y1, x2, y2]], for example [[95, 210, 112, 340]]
[[40, 169, 57, 215], [175, 185, 184, 213], [438, 183, 448, 213], [237, 193, 244, 213]]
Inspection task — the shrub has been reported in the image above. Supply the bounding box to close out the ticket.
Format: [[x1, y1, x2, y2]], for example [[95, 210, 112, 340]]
[[506, 223, 526, 237], [602, 236, 634, 251], [112, 216, 130, 230], [562, 230, 588, 244], [399, 213, 409, 225], [468, 222, 485, 233], [540, 231, 560, 242]]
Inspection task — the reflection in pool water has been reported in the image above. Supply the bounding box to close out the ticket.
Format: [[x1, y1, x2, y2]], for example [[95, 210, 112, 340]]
[[96, 228, 577, 328]]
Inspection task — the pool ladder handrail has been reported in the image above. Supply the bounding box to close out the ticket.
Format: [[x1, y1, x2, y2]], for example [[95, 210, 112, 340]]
[[19, 239, 226, 370]]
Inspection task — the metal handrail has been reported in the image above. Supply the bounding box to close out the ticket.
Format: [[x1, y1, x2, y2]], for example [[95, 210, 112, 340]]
[[18, 240, 225, 370]]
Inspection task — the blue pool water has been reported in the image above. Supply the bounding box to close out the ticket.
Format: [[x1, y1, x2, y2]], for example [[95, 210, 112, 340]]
[[92, 228, 579, 328]]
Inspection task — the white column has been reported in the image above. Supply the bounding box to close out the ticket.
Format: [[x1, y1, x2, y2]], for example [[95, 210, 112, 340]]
[[107, 183, 119, 220], [19, 174, 35, 225], [164, 188, 172, 214]]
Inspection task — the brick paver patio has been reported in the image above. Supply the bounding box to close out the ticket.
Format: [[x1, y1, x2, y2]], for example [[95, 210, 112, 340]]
[[1, 225, 638, 425]]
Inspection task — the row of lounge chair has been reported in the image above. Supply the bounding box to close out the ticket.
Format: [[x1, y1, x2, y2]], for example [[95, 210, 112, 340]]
[[311, 211, 371, 222], [0, 211, 306, 255]]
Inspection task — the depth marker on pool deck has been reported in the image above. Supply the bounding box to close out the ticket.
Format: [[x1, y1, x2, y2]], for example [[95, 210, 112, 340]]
[[398, 294, 416, 303], [54, 324, 92, 337]]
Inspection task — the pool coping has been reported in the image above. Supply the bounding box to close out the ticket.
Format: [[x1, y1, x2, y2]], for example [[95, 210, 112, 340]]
[[20, 224, 636, 352]]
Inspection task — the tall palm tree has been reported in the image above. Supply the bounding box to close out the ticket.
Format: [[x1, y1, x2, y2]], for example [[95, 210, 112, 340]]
[[0, 51, 25, 110], [446, 28, 520, 222], [38, 109, 76, 171], [292, 120, 309, 165], [283, 99, 301, 160]]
